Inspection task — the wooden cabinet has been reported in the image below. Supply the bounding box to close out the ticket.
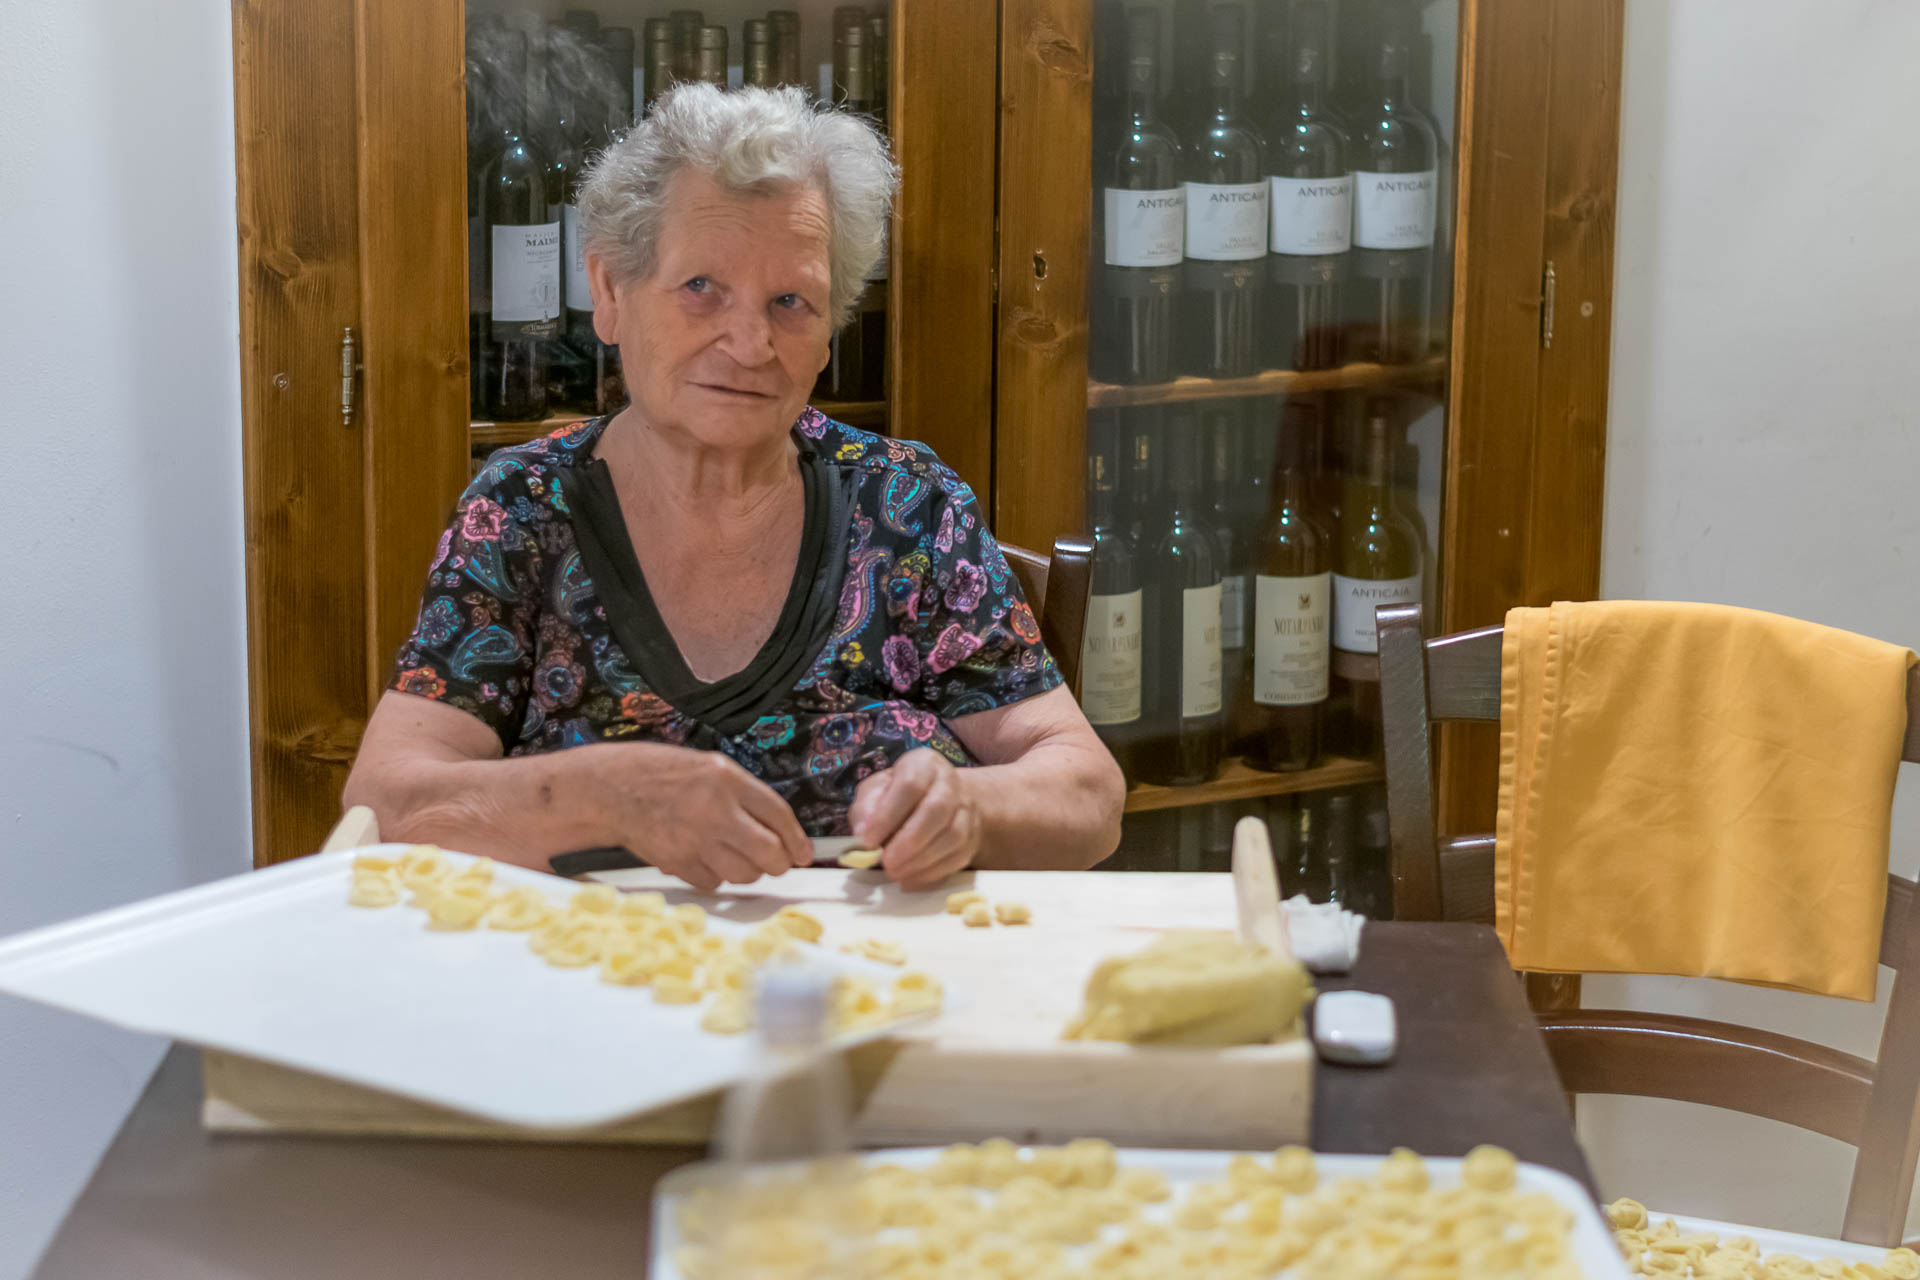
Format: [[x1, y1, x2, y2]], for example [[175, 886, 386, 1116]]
[[234, 0, 1619, 872]]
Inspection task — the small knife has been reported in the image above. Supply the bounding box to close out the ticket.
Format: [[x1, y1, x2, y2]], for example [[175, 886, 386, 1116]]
[[549, 838, 877, 878]]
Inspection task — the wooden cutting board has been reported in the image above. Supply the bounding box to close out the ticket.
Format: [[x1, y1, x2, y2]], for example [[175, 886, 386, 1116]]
[[203, 870, 1312, 1149]]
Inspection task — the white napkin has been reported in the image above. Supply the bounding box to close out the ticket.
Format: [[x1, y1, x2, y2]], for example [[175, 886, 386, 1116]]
[[1283, 896, 1365, 974]]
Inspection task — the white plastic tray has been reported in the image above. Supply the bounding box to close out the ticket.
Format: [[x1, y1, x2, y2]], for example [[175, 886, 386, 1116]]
[[0, 847, 912, 1130], [648, 1147, 1634, 1279]]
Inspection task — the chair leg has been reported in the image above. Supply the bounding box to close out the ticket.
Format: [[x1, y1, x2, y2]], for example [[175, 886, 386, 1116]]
[[1526, 972, 1582, 1013]]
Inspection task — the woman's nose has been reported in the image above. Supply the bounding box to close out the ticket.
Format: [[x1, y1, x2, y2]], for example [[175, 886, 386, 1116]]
[[718, 302, 776, 364]]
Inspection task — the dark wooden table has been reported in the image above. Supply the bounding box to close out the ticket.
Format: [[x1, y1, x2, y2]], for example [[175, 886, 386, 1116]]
[[32, 922, 1591, 1279]]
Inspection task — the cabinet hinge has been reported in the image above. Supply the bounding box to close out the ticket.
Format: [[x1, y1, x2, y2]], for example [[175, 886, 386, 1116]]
[[340, 326, 361, 425], [1541, 261, 1557, 350]]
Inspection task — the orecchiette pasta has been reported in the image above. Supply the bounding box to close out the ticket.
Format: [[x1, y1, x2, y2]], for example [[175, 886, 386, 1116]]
[[1608, 1200, 1917, 1280]]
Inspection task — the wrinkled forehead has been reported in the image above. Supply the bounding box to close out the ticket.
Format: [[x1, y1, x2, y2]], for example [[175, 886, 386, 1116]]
[[653, 167, 833, 269]]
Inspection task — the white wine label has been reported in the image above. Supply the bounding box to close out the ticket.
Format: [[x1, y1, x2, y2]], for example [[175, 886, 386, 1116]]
[[1269, 174, 1355, 255], [1181, 583, 1224, 719], [1332, 572, 1423, 654], [562, 204, 593, 314], [1104, 187, 1186, 268], [1352, 170, 1437, 250], [491, 222, 562, 322], [1220, 573, 1249, 651], [1254, 573, 1331, 706], [1080, 589, 1144, 726], [1183, 181, 1269, 261]]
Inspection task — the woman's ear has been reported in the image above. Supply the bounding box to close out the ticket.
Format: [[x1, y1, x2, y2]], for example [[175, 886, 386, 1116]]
[[587, 252, 621, 345]]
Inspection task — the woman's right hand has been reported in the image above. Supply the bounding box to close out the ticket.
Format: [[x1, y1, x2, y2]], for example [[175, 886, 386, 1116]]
[[583, 742, 813, 892]]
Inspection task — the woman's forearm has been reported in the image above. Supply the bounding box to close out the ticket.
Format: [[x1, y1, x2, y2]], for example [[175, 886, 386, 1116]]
[[961, 739, 1125, 871], [341, 743, 618, 867]]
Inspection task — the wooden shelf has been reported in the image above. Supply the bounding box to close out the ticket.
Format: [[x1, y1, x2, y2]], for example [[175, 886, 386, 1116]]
[[1123, 754, 1382, 814], [469, 400, 889, 450], [1088, 355, 1448, 410]]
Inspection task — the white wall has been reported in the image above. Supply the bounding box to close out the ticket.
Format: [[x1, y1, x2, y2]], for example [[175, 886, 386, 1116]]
[[1587, 0, 1920, 1236], [0, 2, 249, 1275]]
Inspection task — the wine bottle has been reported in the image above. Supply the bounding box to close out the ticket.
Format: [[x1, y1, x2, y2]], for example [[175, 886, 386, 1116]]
[[668, 10, 704, 84], [694, 25, 728, 87], [818, 19, 876, 402], [1121, 405, 1162, 557], [548, 35, 592, 416], [483, 30, 560, 422], [465, 15, 499, 417], [768, 10, 803, 92], [1354, 784, 1393, 918], [1081, 412, 1144, 783], [1322, 789, 1357, 907], [1333, 400, 1422, 757], [743, 18, 776, 89], [869, 12, 889, 125], [642, 19, 674, 111], [1204, 404, 1252, 746], [1179, 3, 1268, 379], [1266, 0, 1350, 371], [1246, 398, 1331, 772], [600, 26, 636, 129], [1167, 0, 1211, 137], [1093, 7, 1181, 387], [1280, 794, 1329, 903], [1140, 427, 1225, 787], [1348, 0, 1438, 364]]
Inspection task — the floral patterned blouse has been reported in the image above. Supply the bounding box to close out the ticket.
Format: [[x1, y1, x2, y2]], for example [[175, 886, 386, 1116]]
[[389, 408, 1061, 836]]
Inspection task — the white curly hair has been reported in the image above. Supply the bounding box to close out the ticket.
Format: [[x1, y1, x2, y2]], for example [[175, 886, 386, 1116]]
[[576, 82, 897, 330]]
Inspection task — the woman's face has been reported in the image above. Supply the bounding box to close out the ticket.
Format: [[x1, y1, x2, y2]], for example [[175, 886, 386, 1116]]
[[590, 169, 835, 451]]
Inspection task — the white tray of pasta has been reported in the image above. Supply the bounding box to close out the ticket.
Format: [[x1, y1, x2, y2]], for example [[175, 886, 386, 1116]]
[[1604, 1198, 1920, 1277], [649, 1140, 1634, 1279], [0, 846, 929, 1130]]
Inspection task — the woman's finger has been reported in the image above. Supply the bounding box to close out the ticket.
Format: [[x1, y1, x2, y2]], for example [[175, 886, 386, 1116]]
[[882, 768, 963, 873], [705, 845, 767, 886], [729, 814, 798, 878], [857, 752, 941, 849], [847, 771, 894, 840], [894, 824, 974, 891], [729, 763, 814, 867]]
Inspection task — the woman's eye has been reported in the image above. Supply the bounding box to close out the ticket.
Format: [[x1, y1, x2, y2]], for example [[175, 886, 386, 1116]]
[[775, 293, 804, 310], [683, 276, 710, 294]]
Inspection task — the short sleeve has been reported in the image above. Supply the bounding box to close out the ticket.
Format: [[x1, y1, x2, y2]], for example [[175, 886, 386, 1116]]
[[903, 479, 1063, 721], [388, 477, 545, 746]]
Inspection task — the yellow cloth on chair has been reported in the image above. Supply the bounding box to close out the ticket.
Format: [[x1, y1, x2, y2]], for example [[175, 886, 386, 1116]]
[[1494, 600, 1914, 1001]]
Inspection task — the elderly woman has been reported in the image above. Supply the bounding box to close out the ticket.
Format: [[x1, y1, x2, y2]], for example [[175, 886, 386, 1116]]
[[344, 85, 1124, 892]]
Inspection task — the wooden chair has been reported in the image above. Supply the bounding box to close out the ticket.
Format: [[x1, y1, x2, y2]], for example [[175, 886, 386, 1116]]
[[1001, 535, 1096, 698], [1374, 601, 1920, 1246]]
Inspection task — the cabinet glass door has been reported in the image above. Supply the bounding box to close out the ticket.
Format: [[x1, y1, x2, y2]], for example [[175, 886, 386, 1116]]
[[1077, 0, 1458, 904], [461, 0, 894, 466]]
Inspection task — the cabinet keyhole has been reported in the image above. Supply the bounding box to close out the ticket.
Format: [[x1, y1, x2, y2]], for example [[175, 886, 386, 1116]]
[[1032, 252, 1048, 280]]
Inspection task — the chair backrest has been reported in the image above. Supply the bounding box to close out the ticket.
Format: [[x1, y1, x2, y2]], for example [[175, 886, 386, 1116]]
[[1374, 600, 1920, 1245], [1002, 536, 1095, 698]]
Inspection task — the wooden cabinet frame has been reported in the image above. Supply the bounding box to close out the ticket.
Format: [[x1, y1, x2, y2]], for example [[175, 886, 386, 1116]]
[[234, 0, 1620, 867]]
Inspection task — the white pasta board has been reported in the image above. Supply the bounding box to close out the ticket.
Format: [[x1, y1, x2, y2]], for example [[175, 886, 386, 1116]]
[[648, 1148, 1634, 1280], [0, 848, 913, 1130], [1644, 1211, 1890, 1266], [585, 867, 1315, 1150]]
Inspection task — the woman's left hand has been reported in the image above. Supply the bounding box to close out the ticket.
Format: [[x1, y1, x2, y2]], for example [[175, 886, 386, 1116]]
[[848, 749, 982, 891]]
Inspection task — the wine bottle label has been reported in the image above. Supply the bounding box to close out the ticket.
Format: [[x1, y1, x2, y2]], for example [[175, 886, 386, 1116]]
[[1269, 174, 1354, 255], [1080, 589, 1143, 726], [1103, 187, 1186, 268], [491, 222, 562, 328], [1331, 572, 1423, 654], [1181, 583, 1224, 719], [1220, 573, 1249, 651], [1352, 170, 1437, 251], [562, 204, 593, 314], [1254, 573, 1331, 706], [1183, 181, 1269, 261]]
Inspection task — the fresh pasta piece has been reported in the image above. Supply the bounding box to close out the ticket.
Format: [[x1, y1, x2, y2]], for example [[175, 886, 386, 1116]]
[[487, 887, 552, 932], [1376, 1147, 1429, 1192], [615, 891, 667, 924], [837, 847, 882, 870], [741, 924, 795, 965], [425, 880, 493, 931], [652, 973, 701, 1004], [1607, 1197, 1649, 1230], [945, 890, 985, 915], [397, 845, 450, 889], [448, 858, 495, 887], [700, 993, 752, 1034], [992, 901, 1032, 925], [600, 947, 657, 987], [347, 875, 400, 909], [671, 903, 709, 936], [351, 852, 399, 876], [1116, 1166, 1172, 1203], [1463, 1143, 1518, 1192], [848, 937, 908, 966], [773, 905, 823, 942], [961, 900, 993, 928], [543, 922, 607, 969], [704, 959, 752, 993], [1272, 1145, 1318, 1193], [569, 885, 621, 917]]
